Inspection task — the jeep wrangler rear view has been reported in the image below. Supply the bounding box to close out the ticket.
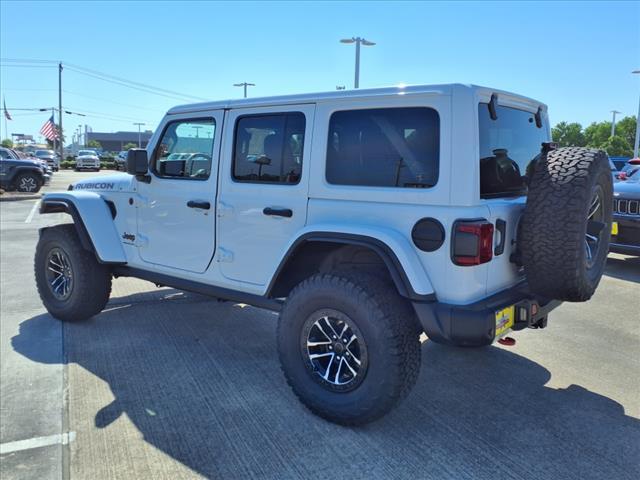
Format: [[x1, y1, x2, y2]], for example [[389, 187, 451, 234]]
[[34, 84, 613, 424]]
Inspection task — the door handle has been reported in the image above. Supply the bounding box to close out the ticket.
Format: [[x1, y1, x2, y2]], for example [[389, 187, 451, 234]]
[[263, 207, 293, 218], [494, 218, 506, 255], [187, 200, 211, 210]]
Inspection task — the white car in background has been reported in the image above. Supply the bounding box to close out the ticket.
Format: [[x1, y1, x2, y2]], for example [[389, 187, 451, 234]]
[[75, 150, 100, 171]]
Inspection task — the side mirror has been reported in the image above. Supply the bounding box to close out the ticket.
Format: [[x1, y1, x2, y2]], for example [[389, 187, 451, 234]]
[[126, 149, 149, 176]]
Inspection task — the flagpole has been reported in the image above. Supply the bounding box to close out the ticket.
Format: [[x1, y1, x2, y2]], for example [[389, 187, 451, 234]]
[[58, 62, 63, 161], [3, 97, 7, 141]]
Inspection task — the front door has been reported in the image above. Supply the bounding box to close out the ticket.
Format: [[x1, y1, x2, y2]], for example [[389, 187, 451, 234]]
[[217, 104, 314, 285], [136, 112, 223, 273]]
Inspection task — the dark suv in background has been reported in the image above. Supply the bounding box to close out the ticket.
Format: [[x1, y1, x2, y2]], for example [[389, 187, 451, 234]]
[[611, 173, 640, 256], [0, 147, 49, 193], [35, 149, 60, 171]]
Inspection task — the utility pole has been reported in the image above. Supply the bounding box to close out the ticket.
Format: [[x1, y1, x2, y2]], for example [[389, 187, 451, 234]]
[[610, 110, 621, 137], [340, 37, 376, 89], [133, 122, 145, 147], [58, 62, 63, 161], [233, 82, 255, 98]]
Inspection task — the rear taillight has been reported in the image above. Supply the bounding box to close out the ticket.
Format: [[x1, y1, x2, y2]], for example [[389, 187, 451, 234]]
[[452, 221, 494, 266], [628, 158, 640, 165]]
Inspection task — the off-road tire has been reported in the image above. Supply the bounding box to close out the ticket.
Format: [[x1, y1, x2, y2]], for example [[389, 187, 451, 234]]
[[277, 272, 421, 425], [15, 172, 41, 193], [521, 147, 612, 301], [35, 224, 112, 321]]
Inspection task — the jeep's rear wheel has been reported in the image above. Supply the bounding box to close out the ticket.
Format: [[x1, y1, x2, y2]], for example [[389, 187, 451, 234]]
[[15, 172, 41, 193], [520, 147, 612, 301], [277, 273, 421, 425], [35, 224, 112, 321]]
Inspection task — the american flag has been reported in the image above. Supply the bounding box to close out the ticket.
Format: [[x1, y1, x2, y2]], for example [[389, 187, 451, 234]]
[[40, 115, 59, 141]]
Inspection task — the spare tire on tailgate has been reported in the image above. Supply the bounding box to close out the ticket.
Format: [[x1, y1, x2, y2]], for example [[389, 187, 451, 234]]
[[520, 147, 612, 302]]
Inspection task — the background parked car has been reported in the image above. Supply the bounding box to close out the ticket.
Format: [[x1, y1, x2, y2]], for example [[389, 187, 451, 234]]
[[610, 172, 640, 256], [115, 150, 128, 171], [35, 149, 60, 171], [615, 158, 640, 181], [0, 147, 49, 193], [75, 149, 101, 171]]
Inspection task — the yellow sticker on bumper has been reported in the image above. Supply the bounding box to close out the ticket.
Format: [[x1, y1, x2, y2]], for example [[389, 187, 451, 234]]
[[495, 306, 515, 337]]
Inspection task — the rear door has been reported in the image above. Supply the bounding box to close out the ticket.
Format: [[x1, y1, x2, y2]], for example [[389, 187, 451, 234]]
[[478, 99, 550, 295], [217, 104, 314, 285]]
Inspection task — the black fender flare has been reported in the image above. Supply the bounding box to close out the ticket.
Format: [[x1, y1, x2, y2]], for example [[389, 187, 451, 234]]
[[266, 232, 437, 302]]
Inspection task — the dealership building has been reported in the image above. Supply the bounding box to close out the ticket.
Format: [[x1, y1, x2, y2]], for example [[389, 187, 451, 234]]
[[85, 130, 154, 152]]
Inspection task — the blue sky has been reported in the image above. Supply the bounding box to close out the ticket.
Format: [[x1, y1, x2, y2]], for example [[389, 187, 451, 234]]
[[1, 0, 638, 141]]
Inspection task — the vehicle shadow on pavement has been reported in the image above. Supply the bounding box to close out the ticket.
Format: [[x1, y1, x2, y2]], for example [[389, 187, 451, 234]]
[[12, 294, 640, 480], [604, 255, 640, 283]]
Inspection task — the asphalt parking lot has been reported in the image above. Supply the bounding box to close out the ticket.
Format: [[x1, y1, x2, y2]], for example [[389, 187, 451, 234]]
[[1, 170, 639, 480]]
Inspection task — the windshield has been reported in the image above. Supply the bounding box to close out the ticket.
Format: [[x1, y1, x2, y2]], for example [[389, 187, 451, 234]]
[[35, 150, 54, 157], [479, 103, 549, 198], [78, 150, 95, 156]]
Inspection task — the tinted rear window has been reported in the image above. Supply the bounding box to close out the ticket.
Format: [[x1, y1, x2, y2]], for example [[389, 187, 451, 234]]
[[326, 107, 439, 188], [479, 104, 549, 198]]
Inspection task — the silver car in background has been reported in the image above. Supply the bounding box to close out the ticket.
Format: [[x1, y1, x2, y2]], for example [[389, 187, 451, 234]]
[[75, 149, 101, 171]]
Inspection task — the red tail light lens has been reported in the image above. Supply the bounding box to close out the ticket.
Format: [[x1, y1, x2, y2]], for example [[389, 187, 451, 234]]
[[453, 221, 494, 266]]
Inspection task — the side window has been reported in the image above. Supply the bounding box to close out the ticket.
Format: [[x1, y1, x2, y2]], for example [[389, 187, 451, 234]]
[[154, 118, 215, 179], [326, 107, 439, 188], [233, 112, 305, 184]]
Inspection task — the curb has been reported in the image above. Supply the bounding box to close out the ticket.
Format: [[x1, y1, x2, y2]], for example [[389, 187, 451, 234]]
[[0, 193, 43, 202]]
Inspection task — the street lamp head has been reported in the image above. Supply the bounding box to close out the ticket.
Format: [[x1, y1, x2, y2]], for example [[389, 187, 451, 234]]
[[632, 70, 640, 74], [361, 39, 376, 46], [340, 38, 355, 44]]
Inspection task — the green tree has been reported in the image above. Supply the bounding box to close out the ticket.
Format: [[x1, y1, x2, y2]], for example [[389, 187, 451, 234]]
[[552, 121, 586, 147], [87, 140, 102, 149], [584, 121, 611, 148], [1, 138, 13, 148], [613, 116, 636, 149], [122, 142, 137, 150], [601, 135, 633, 157]]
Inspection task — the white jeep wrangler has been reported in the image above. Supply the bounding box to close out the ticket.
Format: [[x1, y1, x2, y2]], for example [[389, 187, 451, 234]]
[[35, 84, 612, 425]]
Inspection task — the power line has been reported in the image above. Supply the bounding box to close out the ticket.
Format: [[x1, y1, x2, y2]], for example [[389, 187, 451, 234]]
[[64, 65, 202, 102], [0, 64, 57, 69], [1, 57, 208, 102], [63, 89, 166, 113]]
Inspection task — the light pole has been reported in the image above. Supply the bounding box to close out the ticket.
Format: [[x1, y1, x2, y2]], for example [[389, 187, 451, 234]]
[[234, 82, 255, 98], [340, 37, 376, 89], [610, 110, 621, 137], [633, 70, 640, 158], [133, 122, 145, 148]]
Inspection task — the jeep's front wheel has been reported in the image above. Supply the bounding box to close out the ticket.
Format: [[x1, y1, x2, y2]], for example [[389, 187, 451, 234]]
[[35, 224, 112, 321], [277, 273, 421, 425]]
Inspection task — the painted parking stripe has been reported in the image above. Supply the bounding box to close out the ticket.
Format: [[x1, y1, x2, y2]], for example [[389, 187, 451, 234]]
[[0, 431, 75, 455], [25, 200, 41, 224]]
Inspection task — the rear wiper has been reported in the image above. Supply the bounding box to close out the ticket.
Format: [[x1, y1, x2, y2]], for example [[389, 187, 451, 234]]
[[535, 106, 543, 128], [488, 93, 498, 120]]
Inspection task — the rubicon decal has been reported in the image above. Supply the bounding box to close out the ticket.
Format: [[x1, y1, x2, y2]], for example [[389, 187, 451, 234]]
[[74, 182, 115, 190]]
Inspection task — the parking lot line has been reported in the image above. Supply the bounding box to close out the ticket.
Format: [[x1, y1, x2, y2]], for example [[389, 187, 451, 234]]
[[24, 200, 41, 224], [0, 432, 75, 455]]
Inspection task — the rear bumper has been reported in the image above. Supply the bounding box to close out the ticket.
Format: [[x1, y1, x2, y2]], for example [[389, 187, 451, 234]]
[[413, 282, 562, 347]]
